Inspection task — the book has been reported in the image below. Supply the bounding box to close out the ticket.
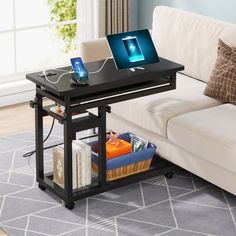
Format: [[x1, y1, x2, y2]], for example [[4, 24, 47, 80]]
[[80, 146, 86, 187], [72, 142, 87, 187], [53, 145, 78, 189], [53, 141, 92, 190], [77, 151, 82, 188], [74, 140, 92, 185], [53, 146, 65, 188], [72, 143, 78, 189], [72, 143, 83, 188]]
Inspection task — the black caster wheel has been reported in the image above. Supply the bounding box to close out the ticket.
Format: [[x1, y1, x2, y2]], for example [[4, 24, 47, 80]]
[[165, 172, 173, 179], [38, 184, 46, 191], [65, 202, 75, 210]]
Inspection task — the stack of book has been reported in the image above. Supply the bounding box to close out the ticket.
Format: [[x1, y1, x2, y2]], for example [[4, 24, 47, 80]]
[[53, 140, 92, 189]]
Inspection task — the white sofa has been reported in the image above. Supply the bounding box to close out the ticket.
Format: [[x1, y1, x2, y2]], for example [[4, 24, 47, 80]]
[[80, 6, 236, 195]]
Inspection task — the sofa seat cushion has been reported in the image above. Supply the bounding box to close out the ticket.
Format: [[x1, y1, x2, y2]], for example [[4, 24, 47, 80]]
[[111, 74, 222, 138], [168, 104, 236, 173]]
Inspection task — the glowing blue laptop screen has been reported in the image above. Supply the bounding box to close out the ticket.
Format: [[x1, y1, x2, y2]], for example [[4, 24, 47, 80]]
[[107, 29, 159, 70], [122, 36, 145, 63]]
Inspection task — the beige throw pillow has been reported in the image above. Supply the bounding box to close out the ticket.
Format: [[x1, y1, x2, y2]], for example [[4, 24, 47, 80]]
[[204, 39, 236, 104]]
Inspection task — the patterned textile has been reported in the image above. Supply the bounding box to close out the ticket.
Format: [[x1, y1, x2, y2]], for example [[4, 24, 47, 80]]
[[204, 39, 236, 104]]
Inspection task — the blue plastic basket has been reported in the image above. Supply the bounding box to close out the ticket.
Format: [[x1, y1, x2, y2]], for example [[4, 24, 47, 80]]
[[90, 133, 157, 181]]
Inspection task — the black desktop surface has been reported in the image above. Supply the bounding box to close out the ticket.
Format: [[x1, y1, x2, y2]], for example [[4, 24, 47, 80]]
[[26, 58, 184, 98]]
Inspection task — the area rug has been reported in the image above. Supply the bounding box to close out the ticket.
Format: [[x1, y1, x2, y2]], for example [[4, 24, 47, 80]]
[[0, 125, 236, 236]]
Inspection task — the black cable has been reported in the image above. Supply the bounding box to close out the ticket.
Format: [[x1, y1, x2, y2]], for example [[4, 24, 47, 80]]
[[43, 118, 56, 143], [23, 118, 56, 158]]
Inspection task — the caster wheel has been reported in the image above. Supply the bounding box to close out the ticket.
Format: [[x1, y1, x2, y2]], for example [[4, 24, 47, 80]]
[[38, 184, 46, 191], [165, 172, 173, 179], [65, 202, 74, 210]]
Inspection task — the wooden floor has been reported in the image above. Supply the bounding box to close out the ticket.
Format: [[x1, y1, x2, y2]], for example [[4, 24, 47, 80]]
[[0, 227, 8, 235], [0, 101, 53, 137]]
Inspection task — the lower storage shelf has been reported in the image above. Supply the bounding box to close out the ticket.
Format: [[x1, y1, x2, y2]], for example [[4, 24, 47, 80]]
[[39, 159, 174, 203], [45, 172, 99, 193]]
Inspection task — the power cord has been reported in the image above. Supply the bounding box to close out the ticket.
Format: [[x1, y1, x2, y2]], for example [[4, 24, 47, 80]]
[[88, 57, 112, 74], [43, 67, 72, 84], [43, 71, 73, 85], [43, 57, 112, 85], [23, 118, 56, 158]]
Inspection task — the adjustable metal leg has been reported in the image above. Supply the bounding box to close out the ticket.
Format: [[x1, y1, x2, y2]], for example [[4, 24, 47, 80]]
[[35, 88, 44, 183], [98, 105, 107, 187], [64, 96, 74, 209]]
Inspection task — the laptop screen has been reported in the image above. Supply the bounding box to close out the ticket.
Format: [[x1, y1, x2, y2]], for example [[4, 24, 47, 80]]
[[106, 29, 160, 70]]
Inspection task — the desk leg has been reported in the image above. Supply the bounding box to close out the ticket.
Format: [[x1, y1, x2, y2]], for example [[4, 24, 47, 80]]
[[64, 96, 74, 209], [35, 90, 44, 185], [171, 74, 176, 89], [98, 106, 107, 187]]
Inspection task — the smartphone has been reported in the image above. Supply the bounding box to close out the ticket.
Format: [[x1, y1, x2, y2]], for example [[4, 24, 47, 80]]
[[70, 57, 88, 82]]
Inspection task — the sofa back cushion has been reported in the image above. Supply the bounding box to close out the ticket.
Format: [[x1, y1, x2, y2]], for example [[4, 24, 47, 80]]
[[152, 6, 236, 83]]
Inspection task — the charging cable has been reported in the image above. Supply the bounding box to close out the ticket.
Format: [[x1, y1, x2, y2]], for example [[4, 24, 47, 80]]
[[43, 71, 73, 85], [88, 57, 112, 74], [42, 57, 112, 85]]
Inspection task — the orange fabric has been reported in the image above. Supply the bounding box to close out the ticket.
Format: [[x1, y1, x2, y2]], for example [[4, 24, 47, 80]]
[[106, 139, 132, 159]]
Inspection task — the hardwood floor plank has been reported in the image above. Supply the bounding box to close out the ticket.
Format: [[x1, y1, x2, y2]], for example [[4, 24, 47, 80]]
[[0, 100, 54, 137]]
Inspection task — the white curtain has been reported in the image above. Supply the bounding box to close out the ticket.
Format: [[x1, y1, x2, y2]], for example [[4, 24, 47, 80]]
[[77, 0, 99, 43]]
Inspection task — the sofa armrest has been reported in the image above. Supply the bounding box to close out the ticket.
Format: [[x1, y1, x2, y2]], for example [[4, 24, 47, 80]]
[[80, 38, 112, 63]]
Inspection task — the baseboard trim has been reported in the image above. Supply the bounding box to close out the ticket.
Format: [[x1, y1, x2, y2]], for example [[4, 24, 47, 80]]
[[0, 80, 35, 107]]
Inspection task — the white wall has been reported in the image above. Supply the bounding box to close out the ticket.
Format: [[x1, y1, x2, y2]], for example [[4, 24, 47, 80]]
[[135, 0, 236, 29]]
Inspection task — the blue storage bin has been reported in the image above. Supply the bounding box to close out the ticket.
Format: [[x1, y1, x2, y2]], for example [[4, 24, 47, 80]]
[[90, 132, 157, 170]]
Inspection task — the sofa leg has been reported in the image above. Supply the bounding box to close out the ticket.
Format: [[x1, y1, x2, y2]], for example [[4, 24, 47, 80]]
[[165, 172, 173, 179]]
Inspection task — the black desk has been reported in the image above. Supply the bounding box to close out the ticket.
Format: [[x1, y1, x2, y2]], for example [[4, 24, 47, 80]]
[[26, 58, 184, 210]]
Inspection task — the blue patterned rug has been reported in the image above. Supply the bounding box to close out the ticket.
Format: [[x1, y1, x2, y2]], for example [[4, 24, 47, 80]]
[[0, 125, 236, 236]]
